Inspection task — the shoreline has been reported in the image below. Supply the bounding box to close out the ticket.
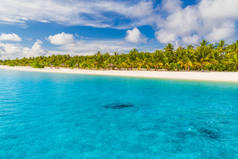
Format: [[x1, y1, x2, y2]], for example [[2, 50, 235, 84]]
[[1, 65, 238, 82]]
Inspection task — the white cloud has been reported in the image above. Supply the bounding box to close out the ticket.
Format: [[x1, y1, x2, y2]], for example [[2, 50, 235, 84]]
[[155, 0, 238, 45], [49, 40, 134, 56], [47, 33, 160, 56], [155, 30, 176, 44], [0, 40, 46, 59], [23, 40, 47, 57], [162, 0, 182, 13], [0, 33, 22, 42], [155, 0, 200, 44], [125, 28, 147, 43], [48, 32, 74, 45], [1, 0, 238, 59], [0, 33, 154, 59], [0, 43, 20, 57], [199, 0, 238, 20], [182, 35, 200, 45], [49, 34, 144, 56], [46, 31, 150, 56], [206, 22, 236, 41], [0, 0, 154, 28]]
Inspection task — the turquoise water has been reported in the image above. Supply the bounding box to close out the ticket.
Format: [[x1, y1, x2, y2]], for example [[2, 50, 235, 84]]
[[0, 69, 238, 159]]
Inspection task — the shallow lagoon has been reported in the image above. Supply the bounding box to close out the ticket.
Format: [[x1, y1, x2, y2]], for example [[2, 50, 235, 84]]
[[0, 69, 238, 159]]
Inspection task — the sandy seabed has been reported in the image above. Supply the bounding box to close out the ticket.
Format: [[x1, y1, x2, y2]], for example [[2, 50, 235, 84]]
[[1, 65, 238, 82]]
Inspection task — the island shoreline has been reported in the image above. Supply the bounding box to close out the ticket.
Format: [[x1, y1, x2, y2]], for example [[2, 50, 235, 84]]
[[1, 65, 238, 83]]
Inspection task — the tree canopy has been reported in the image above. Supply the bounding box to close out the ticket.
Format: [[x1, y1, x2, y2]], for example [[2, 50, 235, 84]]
[[1, 40, 238, 71]]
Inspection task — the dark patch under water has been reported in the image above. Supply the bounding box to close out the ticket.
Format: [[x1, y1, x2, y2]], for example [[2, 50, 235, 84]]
[[198, 128, 219, 139], [176, 127, 220, 140], [104, 104, 134, 109]]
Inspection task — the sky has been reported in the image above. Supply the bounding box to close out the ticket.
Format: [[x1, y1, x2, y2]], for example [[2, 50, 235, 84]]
[[0, 0, 238, 59]]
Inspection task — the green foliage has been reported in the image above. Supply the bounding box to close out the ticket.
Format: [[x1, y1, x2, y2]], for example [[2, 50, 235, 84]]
[[1, 40, 238, 71], [31, 62, 44, 68]]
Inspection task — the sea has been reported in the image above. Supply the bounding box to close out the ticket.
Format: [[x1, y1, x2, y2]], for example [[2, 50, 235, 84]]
[[0, 69, 238, 159]]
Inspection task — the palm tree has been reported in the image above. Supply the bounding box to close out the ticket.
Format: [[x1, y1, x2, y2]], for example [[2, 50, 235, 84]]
[[200, 40, 208, 47], [2, 40, 238, 72]]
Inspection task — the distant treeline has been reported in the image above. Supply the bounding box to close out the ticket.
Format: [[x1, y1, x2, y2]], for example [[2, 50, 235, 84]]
[[1, 40, 238, 71]]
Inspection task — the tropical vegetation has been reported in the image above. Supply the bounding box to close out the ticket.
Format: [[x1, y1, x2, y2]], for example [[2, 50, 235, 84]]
[[1, 40, 238, 71]]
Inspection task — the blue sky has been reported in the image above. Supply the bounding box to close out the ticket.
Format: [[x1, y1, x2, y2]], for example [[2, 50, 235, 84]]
[[0, 0, 237, 59]]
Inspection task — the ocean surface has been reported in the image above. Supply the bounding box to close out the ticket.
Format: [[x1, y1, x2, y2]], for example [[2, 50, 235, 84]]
[[0, 69, 238, 159]]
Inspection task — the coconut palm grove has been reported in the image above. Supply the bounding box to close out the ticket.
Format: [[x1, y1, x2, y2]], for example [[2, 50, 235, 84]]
[[1, 40, 238, 71]]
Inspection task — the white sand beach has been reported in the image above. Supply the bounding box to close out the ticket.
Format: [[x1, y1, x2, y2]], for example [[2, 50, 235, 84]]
[[1, 65, 238, 82]]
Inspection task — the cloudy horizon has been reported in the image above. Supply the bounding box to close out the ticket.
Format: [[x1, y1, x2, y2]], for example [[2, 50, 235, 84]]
[[0, 0, 238, 59]]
